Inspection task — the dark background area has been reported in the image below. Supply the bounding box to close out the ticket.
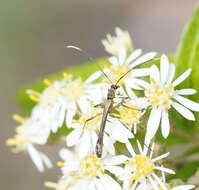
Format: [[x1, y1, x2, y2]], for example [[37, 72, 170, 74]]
[[0, 0, 197, 189]]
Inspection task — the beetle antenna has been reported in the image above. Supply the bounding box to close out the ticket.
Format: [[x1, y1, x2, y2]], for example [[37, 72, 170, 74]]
[[66, 43, 113, 84]]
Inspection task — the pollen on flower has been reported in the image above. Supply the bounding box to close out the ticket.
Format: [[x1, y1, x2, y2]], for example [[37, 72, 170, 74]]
[[126, 155, 154, 180], [5, 129, 30, 152], [119, 104, 142, 127], [80, 154, 104, 178], [26, 89, 40, 102], [44, 181, 57, 189], [12, 114, 26, 123], [74, 107, 102, 131], [56, 161, 65, 167], [6, 138, 17, 146], [145, 78, 174, 110], [43, 79, 51, 86]]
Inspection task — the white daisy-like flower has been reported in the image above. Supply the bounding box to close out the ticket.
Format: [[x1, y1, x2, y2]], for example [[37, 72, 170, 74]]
[[136, 180, 195, 190], [119, 140, 175, 190], [112, 97, 147, 135], [66, 102, 134, 158], [102, 27, 133, 56], [6, 114, 52, 172], [135, 175, 195, 190], [101, 48, 156, 98], [28, 72, 102, 132], [56, 148, 125, 190], [143, 54, 199, 140]]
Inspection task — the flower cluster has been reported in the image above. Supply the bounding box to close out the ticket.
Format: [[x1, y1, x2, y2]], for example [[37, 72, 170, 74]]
[[7, 28, 199, 189]]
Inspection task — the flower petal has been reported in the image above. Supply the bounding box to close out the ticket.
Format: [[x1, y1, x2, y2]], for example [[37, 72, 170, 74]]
[[109, 56, 119, 66], [94, 178, 107, 190], [105, 166, 125, 176], [146, 108, 162, 140], [118, 47, 126, 65], [174, 95, 199, 112], [104, 155, 128, 165], [155, 166, 175, 174], [148, 176, 159, 190], [150, 65, 160, 82], [66, 128, 83, 146], [131, 68, 150, 77], [167, 63, 176, 83], [172, 69, 192, 87], [172, 185, 195, 190], [126, 141, 136, 156], [100, 175, 122, 190], [66, 108, 76, 128], [125, 49, 142, 65], [27, 144, 44, 172], [160, 54, 170, 84], [79, 132, 92, 158], [176, 88, 197, 95], [130, 52, 157, 69], [172, 102, 195, 120], [85, 71, 102, 84], [152, 173, 167, 190], [40, 153, 53, 169], [152, 152, 170, 162], [161, 110, 170, 138]]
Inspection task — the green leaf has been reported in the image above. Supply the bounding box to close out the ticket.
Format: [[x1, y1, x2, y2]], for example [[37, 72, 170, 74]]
[[169, 161, 199, 181], [176, 3, 199, 94], [175, 3, 199, 130]]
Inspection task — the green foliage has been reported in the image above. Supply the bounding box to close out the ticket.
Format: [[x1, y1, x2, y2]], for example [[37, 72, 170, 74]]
[[176, 3, 199, 98], [170, 161, 199, 181], [175, 3, 199, 131], [173, 2, 199, 181]]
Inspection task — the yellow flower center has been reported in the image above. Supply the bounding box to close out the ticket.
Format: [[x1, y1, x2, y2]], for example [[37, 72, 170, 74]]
[[105, 65, 129, 85], [145, 78, 174, 110], [80, 154, 104, 178], [126, 155, 154, 180], [75, 107, 102, 132], [62, 78, 85, 102], [119, 104, 142, 127]]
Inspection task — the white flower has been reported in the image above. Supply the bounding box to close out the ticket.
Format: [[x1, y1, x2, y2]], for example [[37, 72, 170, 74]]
[[119, 141, 175, 190], [56, 148, 125, 190], [136, 179, 195, 190], [28, 72, 102, 132], [101, 48, 156, 98], [102, 27, 133, 56], [143, 54, 199, 140], [6, 114, 52, 172], [135, 175, 195, 190], [66, 102, 134, 158]]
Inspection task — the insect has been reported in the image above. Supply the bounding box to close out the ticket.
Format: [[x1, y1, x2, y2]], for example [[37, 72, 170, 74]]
[[66, 45, 155, 158]]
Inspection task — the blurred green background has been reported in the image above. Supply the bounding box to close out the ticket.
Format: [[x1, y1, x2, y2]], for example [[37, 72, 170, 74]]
[[0, 0, 198, 189]]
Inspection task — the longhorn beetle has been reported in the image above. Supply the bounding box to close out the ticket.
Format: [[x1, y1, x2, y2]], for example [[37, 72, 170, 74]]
[[66, 45, 156, 157]]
